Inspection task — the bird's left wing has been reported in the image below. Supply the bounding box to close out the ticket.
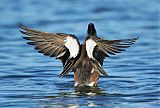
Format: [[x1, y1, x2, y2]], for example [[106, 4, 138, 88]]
[[18, 24, 80, 76]]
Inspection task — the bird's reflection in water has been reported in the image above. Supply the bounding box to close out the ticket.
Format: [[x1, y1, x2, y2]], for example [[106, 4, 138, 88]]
[[42, 81, 125, 108], [74, 86, 106, 96], [42, 86, 109, 108]]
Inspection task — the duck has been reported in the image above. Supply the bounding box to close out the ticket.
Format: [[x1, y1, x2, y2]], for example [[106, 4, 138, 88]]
[[18, 23, 138, 87]]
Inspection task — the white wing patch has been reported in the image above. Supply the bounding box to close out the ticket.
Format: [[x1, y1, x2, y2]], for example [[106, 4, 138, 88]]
[[86, 39, 97, 59], [56, 51, 66, 58], [65, 36, 79, 58]]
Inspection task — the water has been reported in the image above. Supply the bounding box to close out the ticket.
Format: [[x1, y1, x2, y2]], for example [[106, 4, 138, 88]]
[[0, 0, 159, 108]]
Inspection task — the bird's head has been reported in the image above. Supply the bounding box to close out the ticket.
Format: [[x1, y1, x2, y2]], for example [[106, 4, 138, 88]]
[[87, 23, 97, 36]]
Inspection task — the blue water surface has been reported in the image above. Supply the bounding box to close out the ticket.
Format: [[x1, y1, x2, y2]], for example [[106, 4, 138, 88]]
[[0, 0, 159, 108]]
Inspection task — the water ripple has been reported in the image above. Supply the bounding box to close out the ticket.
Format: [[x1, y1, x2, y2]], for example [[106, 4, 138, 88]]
[[0, 0, 159, 108]]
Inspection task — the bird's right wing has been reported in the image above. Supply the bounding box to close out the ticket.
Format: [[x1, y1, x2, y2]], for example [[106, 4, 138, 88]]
[[86, 36, 138, 59], [85, 36, 138, 75], [95, 37, 138, 57]]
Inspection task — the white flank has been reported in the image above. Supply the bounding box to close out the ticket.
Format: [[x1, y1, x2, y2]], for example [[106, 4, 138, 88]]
[[65, 36, 79, 58], [74, 82, 79, 87], [86, 39, 97, 59], [91, 68, 94, 73], [88, 82, 95, 86]]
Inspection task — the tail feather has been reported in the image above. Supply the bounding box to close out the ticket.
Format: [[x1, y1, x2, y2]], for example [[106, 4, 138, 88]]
[[91, 59, 108, 76]]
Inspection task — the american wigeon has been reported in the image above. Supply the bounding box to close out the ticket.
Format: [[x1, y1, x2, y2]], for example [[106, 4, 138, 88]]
[[19, 23, 138, 87]]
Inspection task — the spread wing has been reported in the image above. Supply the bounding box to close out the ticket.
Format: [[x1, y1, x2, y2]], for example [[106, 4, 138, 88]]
[[18, 24, 80, 76], [86, 36, 138, 65]]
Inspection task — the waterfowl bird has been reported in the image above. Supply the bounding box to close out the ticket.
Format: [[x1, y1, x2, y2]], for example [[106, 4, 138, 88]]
[[19, 23, 138, 87]]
